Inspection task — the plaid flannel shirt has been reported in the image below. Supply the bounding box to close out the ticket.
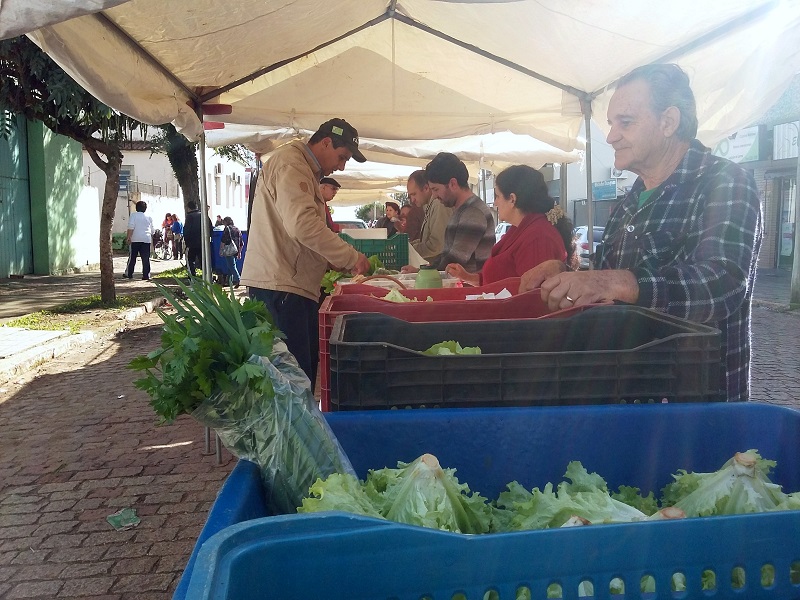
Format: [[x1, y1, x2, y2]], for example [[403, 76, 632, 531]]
[[597, 139, 763, 402], [431, 194, 496, 272]]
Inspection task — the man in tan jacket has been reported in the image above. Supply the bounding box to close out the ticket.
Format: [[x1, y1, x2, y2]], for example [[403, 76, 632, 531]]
[[406, 169, 452, 262], [242, 118, 370, 386]]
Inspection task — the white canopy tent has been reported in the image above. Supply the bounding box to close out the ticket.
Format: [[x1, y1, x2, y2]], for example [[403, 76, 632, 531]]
[[3, 0, 798, 150], [206, 125, 582, 171], [206, 125, 583, 205], [3, 0, 800, 272]]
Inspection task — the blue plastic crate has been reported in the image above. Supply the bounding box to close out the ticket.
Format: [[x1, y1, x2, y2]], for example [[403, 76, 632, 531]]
[[179, 403, 800, 600]]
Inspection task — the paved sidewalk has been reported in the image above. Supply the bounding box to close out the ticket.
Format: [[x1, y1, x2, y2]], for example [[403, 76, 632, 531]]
[[0, 321, 235, 600], [0, 256, 184, 322]]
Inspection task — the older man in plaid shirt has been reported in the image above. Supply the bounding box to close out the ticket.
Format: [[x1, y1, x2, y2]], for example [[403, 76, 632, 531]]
[[521, 64, 762, 402]]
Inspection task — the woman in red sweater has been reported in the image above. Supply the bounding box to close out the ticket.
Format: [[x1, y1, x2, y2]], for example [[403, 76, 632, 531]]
[[446, 165, 576, 285]]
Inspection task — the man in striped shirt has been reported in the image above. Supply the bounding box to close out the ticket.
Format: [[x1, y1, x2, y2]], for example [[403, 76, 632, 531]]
[[521, 64, 763, 402], [420, 152, 495, 273]]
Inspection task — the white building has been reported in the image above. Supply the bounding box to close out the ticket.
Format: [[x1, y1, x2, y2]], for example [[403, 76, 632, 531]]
[[82, 144, 250, 234]]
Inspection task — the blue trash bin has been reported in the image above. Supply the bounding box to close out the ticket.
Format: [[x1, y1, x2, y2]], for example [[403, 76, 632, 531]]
[[210, 227, 247, 281]]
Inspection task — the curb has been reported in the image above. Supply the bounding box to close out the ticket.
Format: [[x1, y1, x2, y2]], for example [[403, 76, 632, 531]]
[[0, 296, 168, 382], [120, 296, 168, 322], [752, 299, 799, 314], [0, 331, 95, 382]]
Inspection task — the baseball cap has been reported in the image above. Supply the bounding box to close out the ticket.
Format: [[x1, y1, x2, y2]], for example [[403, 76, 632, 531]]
[[316, 118, 366, 163], [320, 177, 341, 188]]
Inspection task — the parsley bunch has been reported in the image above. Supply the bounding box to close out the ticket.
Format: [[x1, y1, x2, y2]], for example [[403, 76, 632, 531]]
[[129, 280, 280, 423]]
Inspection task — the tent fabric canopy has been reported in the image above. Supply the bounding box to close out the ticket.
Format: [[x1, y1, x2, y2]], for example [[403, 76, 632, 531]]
[[4, 0, 799, 154], [207, 127, 582, 204]]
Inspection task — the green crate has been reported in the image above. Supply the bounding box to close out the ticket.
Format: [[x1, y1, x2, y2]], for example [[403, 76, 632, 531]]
[[338, 233, 409, 270]]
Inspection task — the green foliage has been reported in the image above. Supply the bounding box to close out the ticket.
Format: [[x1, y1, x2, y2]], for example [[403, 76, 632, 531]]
[[0, 36, 146, 142], [355, 204, 378, 222], [128, 279, 280, 423], [213, 143, 256, 167], [392, 191, 410, 205]]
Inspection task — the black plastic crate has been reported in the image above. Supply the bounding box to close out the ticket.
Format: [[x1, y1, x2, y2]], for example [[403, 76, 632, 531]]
[[328, 305, 722, 409]]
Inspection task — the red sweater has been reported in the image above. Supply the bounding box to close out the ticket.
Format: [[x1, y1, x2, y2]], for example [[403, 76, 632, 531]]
[[480, 212, 567, 284]]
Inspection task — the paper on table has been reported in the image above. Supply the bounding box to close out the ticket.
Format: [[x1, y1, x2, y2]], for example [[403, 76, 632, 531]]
[[464, 288, 513, 300], [407, 243, 428, 268]]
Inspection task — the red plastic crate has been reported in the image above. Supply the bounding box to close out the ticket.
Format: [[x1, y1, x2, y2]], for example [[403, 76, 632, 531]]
[[333, 276, 522, 299], [318, 288, 589, 410]]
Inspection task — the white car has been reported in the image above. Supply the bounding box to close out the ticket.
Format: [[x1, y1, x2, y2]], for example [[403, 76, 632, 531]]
[[573, 226, 605, 269], [495, 222, 512, 243]]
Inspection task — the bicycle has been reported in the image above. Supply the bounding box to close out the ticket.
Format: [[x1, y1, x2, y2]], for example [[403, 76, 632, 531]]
[[151, 229, 173, 260]]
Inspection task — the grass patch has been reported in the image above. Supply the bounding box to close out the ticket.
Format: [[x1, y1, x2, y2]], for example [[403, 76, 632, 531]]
[[49, 291, 163, 314], [2, 291, 164, 334], [4, 312, 85, 334], [153, 266, 191, 279]]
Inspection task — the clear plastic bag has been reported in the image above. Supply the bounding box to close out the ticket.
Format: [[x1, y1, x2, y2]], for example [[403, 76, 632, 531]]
[[191, 341, 355, 514]]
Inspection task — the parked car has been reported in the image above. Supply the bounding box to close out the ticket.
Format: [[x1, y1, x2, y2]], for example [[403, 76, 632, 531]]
[[334, 219, 368, 230], [495, 222, 512, 243], [574, 225, 605, 269]]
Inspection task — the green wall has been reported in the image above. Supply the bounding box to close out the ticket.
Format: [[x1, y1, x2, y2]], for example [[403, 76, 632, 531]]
[[27, 121, 82, 275]]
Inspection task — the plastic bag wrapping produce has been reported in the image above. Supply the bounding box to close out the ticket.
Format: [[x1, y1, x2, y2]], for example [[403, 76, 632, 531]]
[[129, 280, 355, 516], [191, 342, 354, 514], [191, 341, 355, 515]]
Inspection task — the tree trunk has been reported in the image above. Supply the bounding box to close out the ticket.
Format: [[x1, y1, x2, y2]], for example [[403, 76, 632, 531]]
[[162, 125, 200, 214], [86, 143, 123, 304]]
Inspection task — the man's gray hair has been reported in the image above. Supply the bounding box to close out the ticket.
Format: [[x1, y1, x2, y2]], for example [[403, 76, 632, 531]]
[[617, 64, 698, 142]]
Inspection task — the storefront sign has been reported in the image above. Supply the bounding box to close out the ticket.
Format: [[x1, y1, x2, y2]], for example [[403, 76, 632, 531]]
[[712, 126, 764, 163], [773, 122, 799, 160], [591, 180, 617, 200]]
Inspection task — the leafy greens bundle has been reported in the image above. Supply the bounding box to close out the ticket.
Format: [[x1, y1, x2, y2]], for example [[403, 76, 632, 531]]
[[129, 280, 355, 514]]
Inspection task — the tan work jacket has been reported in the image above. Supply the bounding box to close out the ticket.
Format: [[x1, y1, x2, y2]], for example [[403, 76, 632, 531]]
[[241, 141, 359, 300]]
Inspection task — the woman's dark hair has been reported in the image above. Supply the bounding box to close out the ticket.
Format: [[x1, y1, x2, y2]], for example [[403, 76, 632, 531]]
[[495, 165, 576, 268], [135, 201, 147, 212], [223, 216, 234, 226]]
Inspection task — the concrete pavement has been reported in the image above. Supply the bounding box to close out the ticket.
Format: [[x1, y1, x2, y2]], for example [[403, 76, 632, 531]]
[[0, 265, 798, 599]]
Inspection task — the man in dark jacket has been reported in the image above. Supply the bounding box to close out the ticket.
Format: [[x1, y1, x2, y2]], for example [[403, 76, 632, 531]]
[[183, 201, 212, 278]]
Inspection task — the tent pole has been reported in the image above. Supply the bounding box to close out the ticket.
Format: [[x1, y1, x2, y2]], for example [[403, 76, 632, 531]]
[[195, 104, 212, 283], [560, 162, 569, 213], [791, 149, 800, 305], [582, 98, 595, 269]]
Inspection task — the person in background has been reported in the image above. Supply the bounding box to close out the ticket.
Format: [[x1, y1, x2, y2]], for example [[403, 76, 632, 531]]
[[406, 169, 452, 262], [241, 117, 371, 386], [375, 201, 400, 236], [215, 215, 224, 227], [183, 200, 213, 278], [220, 216, 243, 288], [397, 203, 424, 241], [124, 200, 154, 280], [162, 213, 174, 256], [319, 176, 342, 233], [446, 165, 576, 286], [520, 63, 763, 402], [170, 213, 184, 260], [403, 152, 495, 274]]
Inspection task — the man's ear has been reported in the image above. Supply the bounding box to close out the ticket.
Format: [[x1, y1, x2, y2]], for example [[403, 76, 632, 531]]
[[661, 106, 681, 138]]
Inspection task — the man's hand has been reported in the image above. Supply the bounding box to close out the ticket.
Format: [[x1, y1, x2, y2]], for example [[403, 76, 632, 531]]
[[400, 265, 420, 274], [540, 269, 640, 312], [519, 260, 567, 292], [350, 253, 371, 276]]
